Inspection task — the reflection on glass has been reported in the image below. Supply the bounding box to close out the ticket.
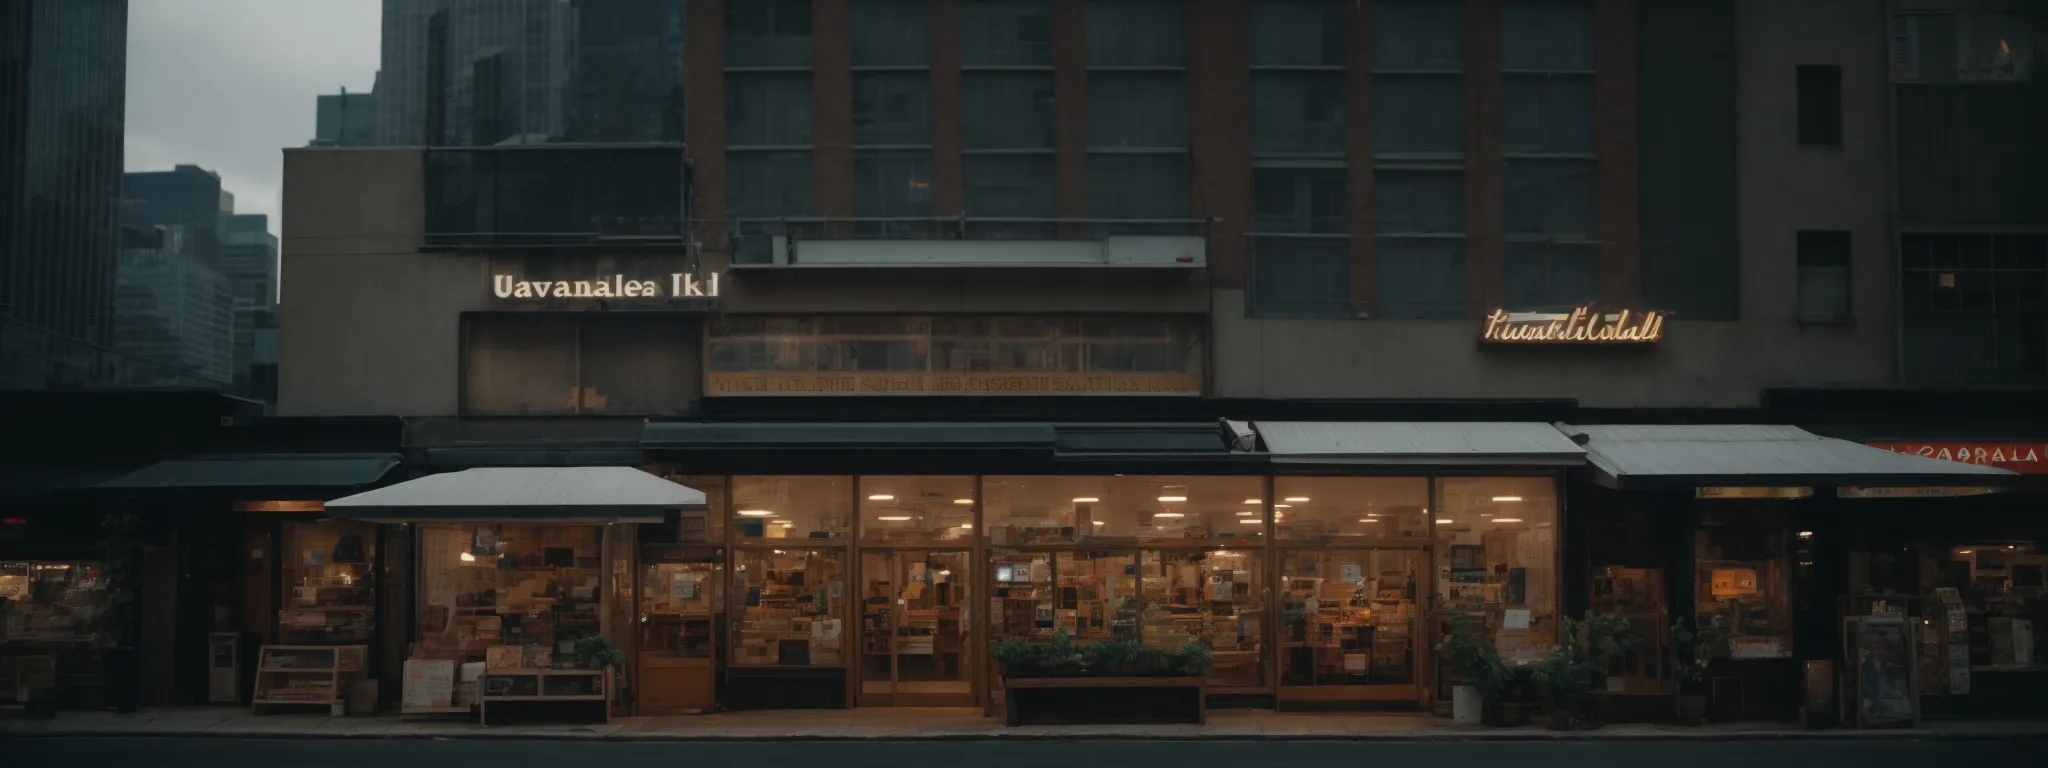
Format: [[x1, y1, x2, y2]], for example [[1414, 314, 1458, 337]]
[[1695, 505, 1793, 660], [732, 476, 852, 541], [859, 476, 975, 543], [1141, 549, 1265, 686], [1280, 550, 1420, 686], [1274, 477, 1429, 539], [0, 561, 107, 643], [1435, 477, 1558, 665], [279, 520, 378, 645], [733, 548, 846, 667], [984, 476, 1265, 543]]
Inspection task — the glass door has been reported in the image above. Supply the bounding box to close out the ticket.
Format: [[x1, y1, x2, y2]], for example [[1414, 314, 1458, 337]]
[[858, 550, 973, 705], [1277, 548, 1427, 707]]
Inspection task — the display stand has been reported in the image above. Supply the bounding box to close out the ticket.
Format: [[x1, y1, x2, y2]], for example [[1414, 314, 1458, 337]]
[[399, 658, 475, 720], [251, 645, 366, 715], [479, 667, 611, 726], [1841, 616, 1920, 729]]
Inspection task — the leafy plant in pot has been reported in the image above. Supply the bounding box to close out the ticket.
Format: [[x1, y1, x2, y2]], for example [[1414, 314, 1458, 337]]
[[1436, 614, 1506, 725], [1581, 612, 1639, 693], [1529, 616, 1607, 730], [1668, 617, 1728, 725]]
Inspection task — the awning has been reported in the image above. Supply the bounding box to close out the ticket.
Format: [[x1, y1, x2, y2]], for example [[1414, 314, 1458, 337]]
[[642, 422, 1057, 451], [1052, 422, 1266, 466], [1254, 422, 1587, 466], [425, 440, 642, 469], [1, 463, 145, 498], [324, 466, 705, 523], [93, 453, 403, 497], [1560, 424, 2021, 490]]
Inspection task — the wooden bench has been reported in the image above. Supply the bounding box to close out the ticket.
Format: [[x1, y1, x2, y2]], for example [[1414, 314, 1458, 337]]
[[1001, 676, 1206, 727]]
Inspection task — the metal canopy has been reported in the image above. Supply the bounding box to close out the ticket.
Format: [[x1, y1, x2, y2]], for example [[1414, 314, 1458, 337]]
[[1253, 422, 1587, 466], [92, 453, 403, 497], [324, 466, 705, 523], [642, 422, 1057, 451], [1559, 424, 2020, 490]]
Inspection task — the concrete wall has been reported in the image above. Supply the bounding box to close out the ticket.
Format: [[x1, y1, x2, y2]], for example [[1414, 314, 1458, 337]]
[[280, 148, 483, 417], [1211, 0, 1898, 408]]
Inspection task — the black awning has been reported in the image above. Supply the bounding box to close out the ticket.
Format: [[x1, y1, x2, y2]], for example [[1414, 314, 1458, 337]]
[[643, 422, 1057, 451], [1051, 423, 1269, 472], [426, 441, 642, 469], [1, 463, 145, 499], [92, 453, 404, 498]]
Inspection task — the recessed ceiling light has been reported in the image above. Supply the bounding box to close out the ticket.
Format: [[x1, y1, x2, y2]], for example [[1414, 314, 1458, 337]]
[[1365, 513, 1383, 518], [1073, 497, 1099, 503], [1958, 549, 1973, 554], [738, 509, 775, 517], [1357, 519, 1380, 523], [959, 523, 973, 529], [1436, 518, 1453, 524], [780, 522, 794, 528], [877, 516, 913, 522], [1239, 519, 1262, 525], [1092, 520, 1106, 525], [868, 494, 895, 501], [1153, 512, 1185, 518], [1493, 518, 1524, 524], [1235, 511, 1256, 516], [1273, 504, 1292, 509], [1284, 497, 1310, 503], [954, 498, 974, 505], [1242, 498, 1261, 504], [1492, 496, 1522, 503], [1158, 495, 1187, 502]]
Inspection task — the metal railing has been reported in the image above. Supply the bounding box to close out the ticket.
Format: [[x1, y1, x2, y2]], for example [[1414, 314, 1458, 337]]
[[727, 216, 1215, 265]]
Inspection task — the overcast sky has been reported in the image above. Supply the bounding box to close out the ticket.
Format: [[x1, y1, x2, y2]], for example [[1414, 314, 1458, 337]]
[[125, 0, 382, 239]]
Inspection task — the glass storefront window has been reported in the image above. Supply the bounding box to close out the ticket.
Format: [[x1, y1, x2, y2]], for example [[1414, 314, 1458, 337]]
[[1275, 477, 1430, 539], [0, 561, 106, 643], [989, 551, 1055, 642], [732, 548, 847, 666], [414, 524, 603, 662], [1058, 550, 1138, 641], [985, 476, 1100, 544], [639, 548, 723, 660], [733, 476, 852, 541], [645, 471, 727, 544], [279, 521, 378, 645], [1280, 549, 1422, 686], [1435, 477, 1559, 664], [859, 476, 976, 544], [985, 476, 1265, 544], [860, 551, 973, 696], [1695, 505, 1793, 659], [1141, 548, 1265, 686]]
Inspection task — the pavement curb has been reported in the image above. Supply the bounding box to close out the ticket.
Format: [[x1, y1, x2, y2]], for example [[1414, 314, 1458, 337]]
[[8, 730, 2046, 742]]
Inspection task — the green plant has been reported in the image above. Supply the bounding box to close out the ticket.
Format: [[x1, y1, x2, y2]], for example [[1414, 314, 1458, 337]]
[[1582, 612, 1638, 659], [573, 634, 625, 671], [1080, 638, 1141, 671], [1669, 616, 1729, 688], [1175, 640, 1214, 677], [993, 636, 1036, 668], [1436, 613, 1508, 697]]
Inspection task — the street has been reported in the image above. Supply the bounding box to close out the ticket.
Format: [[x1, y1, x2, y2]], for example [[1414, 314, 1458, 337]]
[[7, 738, 2046, 768]]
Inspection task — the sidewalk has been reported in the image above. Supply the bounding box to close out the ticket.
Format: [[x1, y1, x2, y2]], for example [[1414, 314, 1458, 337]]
[[4, 707, 2045, 741]]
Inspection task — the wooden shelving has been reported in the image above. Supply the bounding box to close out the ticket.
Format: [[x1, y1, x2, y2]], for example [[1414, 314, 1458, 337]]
[[252, 645, 366, 715]]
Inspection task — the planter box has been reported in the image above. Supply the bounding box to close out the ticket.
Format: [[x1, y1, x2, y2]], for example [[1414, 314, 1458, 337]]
[[1002, 676, 1206, 727]]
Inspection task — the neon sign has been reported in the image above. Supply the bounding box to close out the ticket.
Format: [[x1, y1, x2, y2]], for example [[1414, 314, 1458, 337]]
[[1481, 307, 1666, 345]]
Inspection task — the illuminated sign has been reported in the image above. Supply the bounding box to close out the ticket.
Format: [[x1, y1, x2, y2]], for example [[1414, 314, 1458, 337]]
[[492, 271, 719, 300], [1868, 441, 2048, 474], [1481, 307, 1666, 345]]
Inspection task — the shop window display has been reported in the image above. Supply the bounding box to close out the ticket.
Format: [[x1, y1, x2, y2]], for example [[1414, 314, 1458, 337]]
[[987, 550, 1139, 643], [0, 562, 106, 643], [861, 551, 972, 695], [639, 550, 723, 661], [1275, 477, 1430, 540], [278, 521, 377, 645], [984, 476, 1264, 544], [1141, 549, 1265, 686], [1693, 506, 1793, 660], [859, 476, 975, 544], [732, 548, 847, 666], [732, 476, 852, 541], [414, 524, 604, 664], [1280, 549, 1421, 686], [645, 471, 727, 544], [1434, 478, 1558, 664]]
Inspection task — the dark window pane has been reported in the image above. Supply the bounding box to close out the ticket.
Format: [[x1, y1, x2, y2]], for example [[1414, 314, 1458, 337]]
[[961, 0, 1052, 67], [1795, 65, 1842, 147], [1251, 72, 1346, 155], [1376, 238, 1466, 318], [1501, 0, 1594, 71], [727, 72, 813, 146], [1251, 0, 1345, 67], [1372, 0, 1462, 71], [580, 316, 697, 414], [462, 314, 578, 415], [1087, 0, 1185, 67], [1504, 242, 1598, 310], [1374, 170, 1464, 235], [1503, 159, 1596, 237], [963, 73, 1054, 149], [1088, 154, 1190, 220], [726, 0, 813, 67], [963, 154, 1055, 222], [1374, 75, 1464, 155], [1249, 237, 1351, 318], [424, 146, 685, 244], [853, 150, 933, 224], [1253, 167, 1347, 234], [852, 0, 928, 66], [853, 72, 931, 145], [1504, 75, 1595, 155], [1088, 72, 1187, 148]]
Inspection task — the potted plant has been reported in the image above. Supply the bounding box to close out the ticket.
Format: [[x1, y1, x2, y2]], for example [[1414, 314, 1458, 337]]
[[1582, 612, 1639, 693], [1529, 616, 1607, 730], [1668, 617, 1728, 725], [1437, 614, 1505, 725]]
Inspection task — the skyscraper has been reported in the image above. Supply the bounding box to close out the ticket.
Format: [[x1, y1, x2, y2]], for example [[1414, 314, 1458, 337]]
[[116, 165, 238, 386], [572, 0, 685, 143], [222, 212, 278, 398], [0, 0, 129, 348], [313, 88, 379, 147], [376, 0, 580, 146]]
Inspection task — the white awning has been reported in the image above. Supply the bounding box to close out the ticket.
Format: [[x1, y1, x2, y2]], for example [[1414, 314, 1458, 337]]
[[1559, 424, 2020, 491], [1253, 422, 1587, 466], [325, 466, 705, 523]]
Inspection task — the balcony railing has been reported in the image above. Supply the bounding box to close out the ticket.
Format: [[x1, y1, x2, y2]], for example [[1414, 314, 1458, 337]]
[[729, 216, 1213, 268], [423, 144, 688, 248]]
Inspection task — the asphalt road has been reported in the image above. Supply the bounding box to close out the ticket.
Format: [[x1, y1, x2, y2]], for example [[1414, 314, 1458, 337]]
[[7, 738, 2046, 768]]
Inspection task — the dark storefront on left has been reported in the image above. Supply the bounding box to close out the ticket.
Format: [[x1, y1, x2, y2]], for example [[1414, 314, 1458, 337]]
[[0, 390, 406, 710]]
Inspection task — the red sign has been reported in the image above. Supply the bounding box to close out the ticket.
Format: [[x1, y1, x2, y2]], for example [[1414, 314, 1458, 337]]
[[1868, 442, 2048, 474]]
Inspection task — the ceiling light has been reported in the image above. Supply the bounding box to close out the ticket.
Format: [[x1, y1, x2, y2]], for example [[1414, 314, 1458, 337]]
[[738, 509, 775, 517], [1958, 549, 1973, 554], [1158, 495, 1187, 502], [868, 494, 895, 501], [1243, 499, 1261, 504], [1073, 497, 1099, 503], [1436, 518, 1453, 524], [959, 523, 973, 529], [780, 522, 794, 528], [460, 552, 476, 562], [1493, 518, 1524, 524], [1092, 520, 1106, 525], [1365, 513, 1383, 518], [1239, 519, 1263, 525], [1153, 512, 1185, 518], [1492, 496, 1522, 503], [954, 499, 974, 505], [1235, 511, 1256, 516], [877, 516, 912, 522], [1284, 497, 1310, 503], [1357, 519, 1380, 523], [1798, 531, 1814, 539], [1274, 504, 1292, 509]]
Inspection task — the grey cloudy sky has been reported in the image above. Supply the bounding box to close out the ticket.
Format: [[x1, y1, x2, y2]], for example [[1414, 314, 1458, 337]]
[[125, 0, 382, 239]]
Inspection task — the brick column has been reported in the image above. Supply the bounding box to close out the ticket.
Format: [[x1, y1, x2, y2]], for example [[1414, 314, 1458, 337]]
[[685, 0, 726, 255], [1053, 0, 1088, 234], [1346, 0, 1376, 314], [1189, 0, 1251, 290], [1463, 0, 1505, 316], [930, 0, 964, 218], [1595, 0, 1641, 305], [813, 0, 854, 226]]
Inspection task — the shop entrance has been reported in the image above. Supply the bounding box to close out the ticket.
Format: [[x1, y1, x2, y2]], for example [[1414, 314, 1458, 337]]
[[1277, 547, 1428, 708], [858, 550, 974, 706]]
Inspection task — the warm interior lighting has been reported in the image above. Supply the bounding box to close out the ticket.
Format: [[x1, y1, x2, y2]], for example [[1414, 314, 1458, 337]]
[[1235, 511, 1256, 516], [780, 522, 794, 528], [959, 523, 973, 529], [1436, 518, 1453, 524], [1283, 497, 1310, 503], [1092, 520, 1106, 525], [1357, 518, 1379, 523], [459, 552, 476, 562], [737, 509, 775, 517], [1492, 496, 1522, 503], [1072, 497, 1099, 503], [1157, 496, 1187, 502], [1958, 549, 1973, 554], [1153, 512, 1185, 518], [1240, 519, 1263, 525], [1493, 518, 1524, 524], [1365, 513, 1383, 518], [1273, 504, 1292, 509], [954, 499, 974, 505], [868, 494, 895, 501], [876, 516, 912, 522], [1798, 531, 1814, 539], [1242, 499, 1261, 504]]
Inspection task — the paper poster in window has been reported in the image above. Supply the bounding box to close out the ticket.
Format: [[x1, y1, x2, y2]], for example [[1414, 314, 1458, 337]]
[[1340, 564, 1364, 583]]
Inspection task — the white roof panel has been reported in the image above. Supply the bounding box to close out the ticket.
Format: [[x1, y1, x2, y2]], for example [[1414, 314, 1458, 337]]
[[1560, 424, 2018, 490], [1253, 422, 1587, 466], [326, 466, 705, 522]]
